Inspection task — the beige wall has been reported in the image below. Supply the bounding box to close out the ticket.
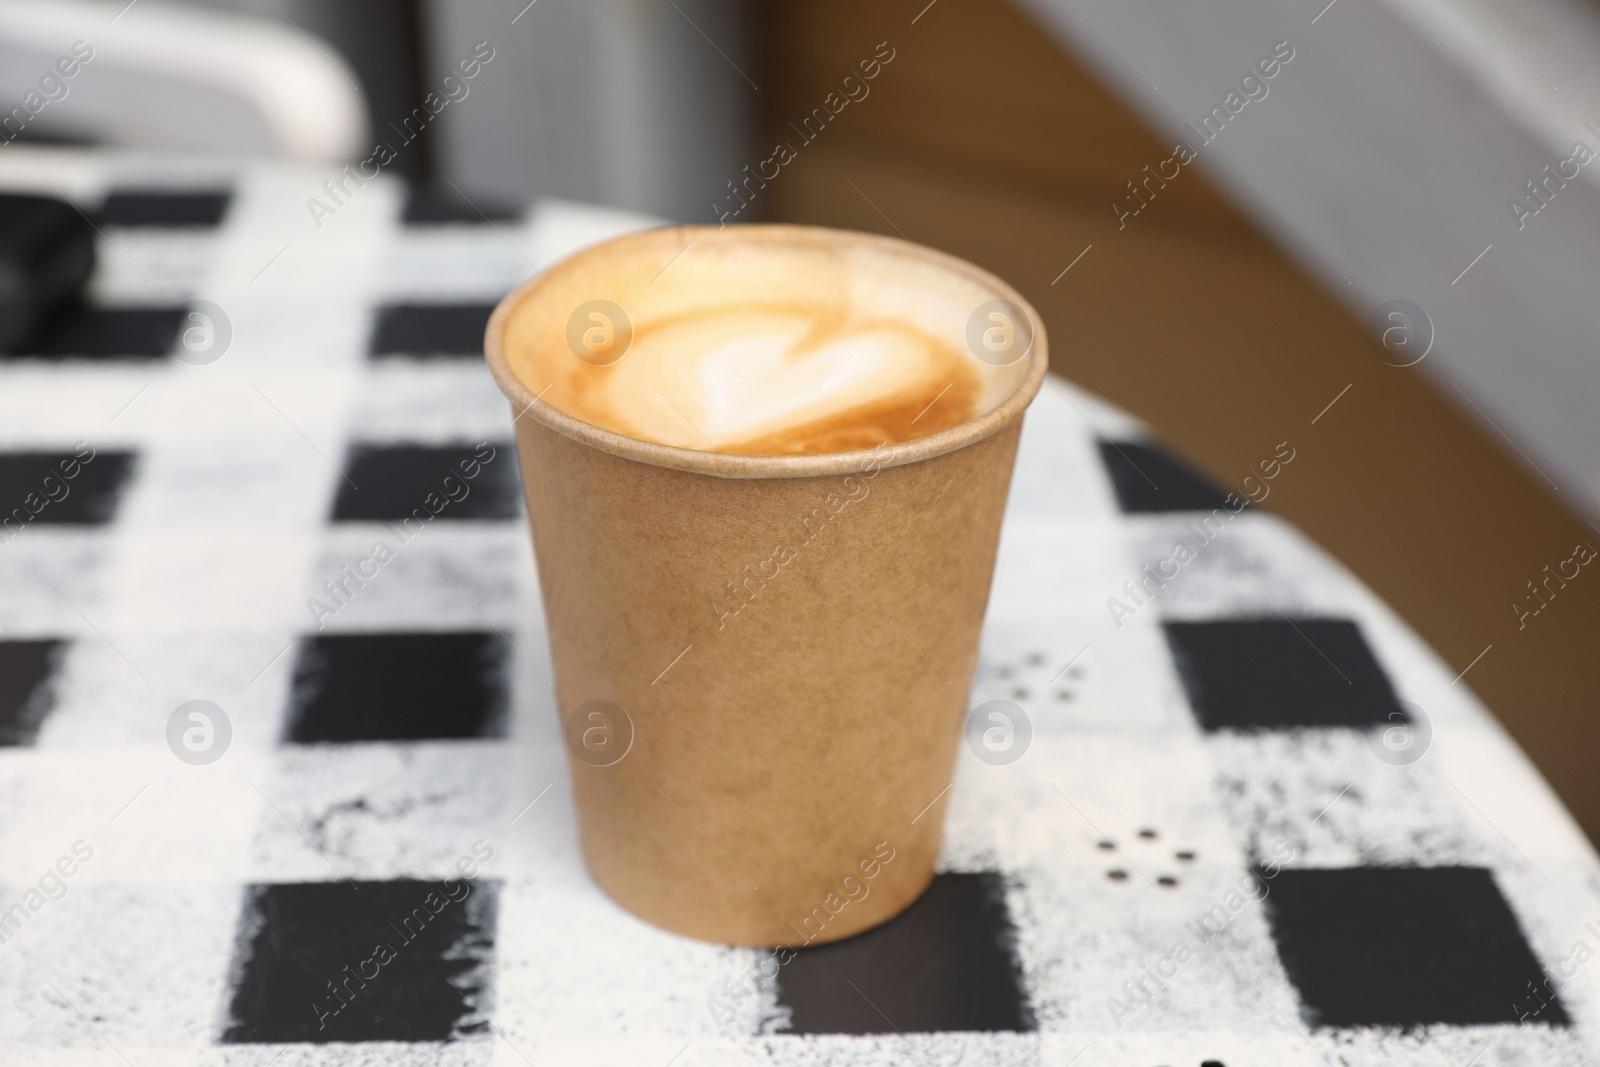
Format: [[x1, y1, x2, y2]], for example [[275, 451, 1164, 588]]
[[755, 0, 1600, 844]]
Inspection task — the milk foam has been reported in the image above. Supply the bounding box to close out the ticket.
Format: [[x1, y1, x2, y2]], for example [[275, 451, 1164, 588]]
[[502, 230, 1030, 455]]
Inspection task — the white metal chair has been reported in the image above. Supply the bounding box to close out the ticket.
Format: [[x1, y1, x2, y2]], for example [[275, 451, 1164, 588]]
[[0, 0, 366, 162]]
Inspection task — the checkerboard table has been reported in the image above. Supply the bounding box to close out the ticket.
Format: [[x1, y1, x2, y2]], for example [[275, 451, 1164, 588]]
[[1, 149, 1597, 1066]]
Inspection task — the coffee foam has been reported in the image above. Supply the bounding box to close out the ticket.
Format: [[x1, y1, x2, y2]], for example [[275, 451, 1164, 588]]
[[501, 228, 1032, 455]]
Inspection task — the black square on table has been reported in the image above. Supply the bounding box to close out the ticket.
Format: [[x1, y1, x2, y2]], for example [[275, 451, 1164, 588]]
[[99, 188, 232, 227], [0, 640, 64, 745], [285, 632, 507, 743], [1163, 619, 1405, 731], [401, 187, 520, 225], [1097, 440, 1232, 513], [774, 872, 1034, 1034], [1260, 866, 1566, 1028], [369, 303, 497, 357], [21, 303, 187, 359], [0, 451, 136, 525], [222, 878, 498, 1044], [331, 443, 520, 522]]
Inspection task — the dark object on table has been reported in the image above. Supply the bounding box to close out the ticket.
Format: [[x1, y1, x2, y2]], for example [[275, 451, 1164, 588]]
[[0, 193, 96, 354]]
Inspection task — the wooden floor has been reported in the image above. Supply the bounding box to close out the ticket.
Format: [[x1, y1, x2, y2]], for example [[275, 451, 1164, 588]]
[[754, 0, 1600, 844]]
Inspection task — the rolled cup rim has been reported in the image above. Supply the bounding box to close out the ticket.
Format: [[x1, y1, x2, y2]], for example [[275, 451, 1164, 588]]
[[483, 223, 1049, 480]]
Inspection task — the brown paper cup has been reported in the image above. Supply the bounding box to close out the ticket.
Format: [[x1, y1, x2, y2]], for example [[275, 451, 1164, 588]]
[[484, 224, 1047, 946]]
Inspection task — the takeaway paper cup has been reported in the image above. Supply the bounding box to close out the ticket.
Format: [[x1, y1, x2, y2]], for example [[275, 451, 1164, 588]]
[[484, 225, 1047, 946]]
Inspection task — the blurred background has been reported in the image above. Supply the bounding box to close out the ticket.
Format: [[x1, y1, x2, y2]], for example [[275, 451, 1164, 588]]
[[3, 0, 1598, 842]]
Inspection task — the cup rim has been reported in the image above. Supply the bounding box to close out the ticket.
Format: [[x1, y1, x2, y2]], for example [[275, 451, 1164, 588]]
[[483, 223, 1049, 480]]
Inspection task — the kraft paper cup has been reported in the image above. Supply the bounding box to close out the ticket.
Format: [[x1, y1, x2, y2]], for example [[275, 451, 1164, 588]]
[[485, 224, 1047, 946]]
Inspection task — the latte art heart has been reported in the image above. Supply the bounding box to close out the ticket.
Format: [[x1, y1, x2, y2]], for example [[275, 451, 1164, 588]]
[[579, 308, 975, 454], [503, 231, 1031, 455], [694, 323, 889, 438]]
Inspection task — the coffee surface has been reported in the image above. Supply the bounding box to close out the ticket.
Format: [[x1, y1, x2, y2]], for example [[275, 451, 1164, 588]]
[[502, 230, 1029, 455]]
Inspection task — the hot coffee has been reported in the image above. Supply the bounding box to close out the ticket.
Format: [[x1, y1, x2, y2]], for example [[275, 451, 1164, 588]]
[[485, 224, 1047, 946], [498, 231, 1030, 455]]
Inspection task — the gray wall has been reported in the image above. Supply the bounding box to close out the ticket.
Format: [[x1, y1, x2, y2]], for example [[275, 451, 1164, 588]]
[[1018, 0, 1600, 520], [175, 0, 756, 218], [423, 0, 755, 221]]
